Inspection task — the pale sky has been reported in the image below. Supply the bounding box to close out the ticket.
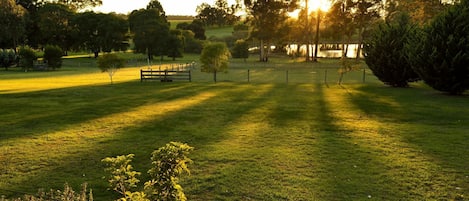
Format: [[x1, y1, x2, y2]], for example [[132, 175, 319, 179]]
[[92, 0, 238, 16]]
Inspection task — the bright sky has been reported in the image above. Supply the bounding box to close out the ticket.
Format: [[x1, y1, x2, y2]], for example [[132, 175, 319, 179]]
[[92, 0, 238, 16]]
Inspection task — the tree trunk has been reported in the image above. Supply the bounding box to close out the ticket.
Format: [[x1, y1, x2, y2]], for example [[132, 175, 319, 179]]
[[259, 39, 265, 62], [213, 70, 217, 82]]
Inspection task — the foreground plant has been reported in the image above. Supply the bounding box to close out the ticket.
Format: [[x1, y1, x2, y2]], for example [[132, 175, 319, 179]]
[[102, 142, 193, 201], [0, 183, 93, 201]]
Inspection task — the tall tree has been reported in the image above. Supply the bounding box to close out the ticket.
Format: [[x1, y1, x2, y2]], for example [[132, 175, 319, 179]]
[[244, 0, 298, 62], [17, 0, 102, 10], [324, 0, 355, 58], [129, 5, 169, 61], [72, 12, 129, 57], [167, 29, 184, 61], [196, 0, 241, 27], [37, 3, 74, 52], [350, 0, 382, 59], [0, 0, 26, 49]]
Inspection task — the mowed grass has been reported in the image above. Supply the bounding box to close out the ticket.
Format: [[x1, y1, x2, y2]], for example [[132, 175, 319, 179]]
[[0, 54, 468, 200]]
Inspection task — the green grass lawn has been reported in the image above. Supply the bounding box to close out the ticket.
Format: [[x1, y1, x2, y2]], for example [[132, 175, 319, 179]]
[[0, 54, 468, 200]]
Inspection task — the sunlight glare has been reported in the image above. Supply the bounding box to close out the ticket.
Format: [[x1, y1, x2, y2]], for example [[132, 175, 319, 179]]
[[308, 0, 331, 12]]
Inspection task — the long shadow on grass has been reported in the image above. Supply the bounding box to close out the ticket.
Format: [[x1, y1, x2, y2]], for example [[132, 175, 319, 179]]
[[0, 81, 219, 197], [0, 81, 211, 142], [347, 84, 469, 198], [0, 83, 283, 200], [311, 84, 408, 200]]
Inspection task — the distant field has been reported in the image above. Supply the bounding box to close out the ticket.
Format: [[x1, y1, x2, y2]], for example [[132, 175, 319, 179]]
[[0, 53, 468, 200], [205, 26, 235, 38]]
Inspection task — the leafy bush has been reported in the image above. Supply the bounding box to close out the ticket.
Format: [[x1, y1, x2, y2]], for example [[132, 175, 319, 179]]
[[0, 50, 17, 70], [231, 39, 249, 61], [18, 46, 37, 71], [145, 142, 193, 201], [0, 183, 93, 201], [407, 1, 469, 94], [43, 45, 63, 69], [102, 142, 193, 201], [363, 14, 420, 87]]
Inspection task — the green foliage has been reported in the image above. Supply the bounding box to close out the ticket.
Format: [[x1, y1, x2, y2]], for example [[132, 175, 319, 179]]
[[0, 49, 17, 70], [1, 183, 93, 201], [72, 12, 129, 58], [363, 14, 420, 87], [145, 142, 194, 201], [129, 7, 170, 61], [97, 53, 125, 84], [407, 2, 469, 95], [0, 0, 26, 49], [102, 154, 141, 197], [37, 3, 74, 51], [102, 142, 193, 201], [200, 42, 231, 82], [167, 29, 184, 61], [181, 30, 205, 54], [231, 39, 249, 60], [43, 45, 63, 69], [176, 20, 206, 40], [18, 46, 37, 70]]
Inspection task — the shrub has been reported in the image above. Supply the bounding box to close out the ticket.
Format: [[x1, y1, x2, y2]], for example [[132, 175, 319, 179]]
[[0, 183, 93, 201], [363, 14, 420, 87], [102, 142, 193, 201], [407, 1, 469, 95], [145, 142, 193, 201], [43, 45, 63, 70], [0, 50, 17, 70], [231, 39, 249, 61], [18, 46, 37, 71]]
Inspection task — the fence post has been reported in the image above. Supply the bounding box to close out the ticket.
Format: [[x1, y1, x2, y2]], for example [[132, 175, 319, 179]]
[[324, 69, 328, 85], [248, 69, 250, 82]]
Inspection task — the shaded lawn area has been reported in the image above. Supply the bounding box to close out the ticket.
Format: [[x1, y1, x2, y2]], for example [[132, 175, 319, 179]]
[[0, 66, 468, 200]]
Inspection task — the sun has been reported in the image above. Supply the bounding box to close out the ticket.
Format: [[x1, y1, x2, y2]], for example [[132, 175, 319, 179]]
[[307, 0, 331, 12]]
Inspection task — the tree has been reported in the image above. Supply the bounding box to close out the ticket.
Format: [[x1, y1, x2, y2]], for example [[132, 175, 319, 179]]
[[385, 0, 452, 24], [231, 39, 249, 61], [17, 0, 102, 10], [181, 30, 205, 54], [200, 42, 231, 82], [363, 14, 420, 87], [97, 53, 125, 84], [177, 19, 206, 40], [43, 45, 63, 70], [37, 3, 74, 53], [324, 0, 355, 58], [71, 12, 128, 58], [407, 1, 469, 95], [244, 0, 298, 62], [350, 0, 382, 59], [167, 29, 184, 61], [0, 0, 26, 49], [196, 0, 240, 27], [129, 7, 170, 61]]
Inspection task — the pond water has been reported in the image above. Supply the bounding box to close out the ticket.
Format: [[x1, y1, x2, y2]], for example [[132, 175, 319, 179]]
[[286, 44, 363, 58]]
